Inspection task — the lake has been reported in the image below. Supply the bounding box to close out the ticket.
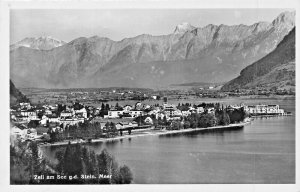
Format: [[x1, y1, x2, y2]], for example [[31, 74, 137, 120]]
[[42, 97, 295, 184]]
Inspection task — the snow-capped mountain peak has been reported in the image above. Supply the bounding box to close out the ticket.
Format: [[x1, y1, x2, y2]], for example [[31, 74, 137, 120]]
[[10, 36, 66, 50], [174, 22, 196, 34]]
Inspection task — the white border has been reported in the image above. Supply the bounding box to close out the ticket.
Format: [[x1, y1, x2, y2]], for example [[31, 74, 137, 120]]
[[0, 0, 299, 192]]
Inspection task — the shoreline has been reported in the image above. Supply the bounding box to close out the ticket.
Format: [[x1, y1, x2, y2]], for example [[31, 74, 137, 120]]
[[39, 122, 249, 148]]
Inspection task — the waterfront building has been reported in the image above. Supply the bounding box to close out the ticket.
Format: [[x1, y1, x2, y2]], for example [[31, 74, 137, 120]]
[[245, 105, 285, 115], [116, 121, 138, 130]]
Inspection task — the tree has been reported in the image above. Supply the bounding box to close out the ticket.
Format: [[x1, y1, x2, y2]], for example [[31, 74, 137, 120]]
[[97, 149, 113, 184], [215, 109, 231, 126], [105, 122, 110, 130], [118, 165, 133, 184], [170, 121, 182, 130], [73, 143, 84, 176], [28, 120, 39, 128], [163, 116, 167, 125], [53, 142, 134, 184], [27, 142, 40, 176], [198, 113, 217, 128], [96, 149, 133, 184], [11, 142, 43, 184], [57, 104, 66, 115], [220, 111, 230, 125], [227, 108, 247, 123], [74, 102, 83, 110], [55, 150, 64, 174], [152, 117, 158, 128], [108, 122, 118, 137], [63, 142, 75, 175], [183, 121, 191, 129]]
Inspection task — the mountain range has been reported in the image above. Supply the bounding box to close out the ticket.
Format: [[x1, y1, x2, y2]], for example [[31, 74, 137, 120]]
[[10, 11, 295, 89], [221, 27, 295, 91]]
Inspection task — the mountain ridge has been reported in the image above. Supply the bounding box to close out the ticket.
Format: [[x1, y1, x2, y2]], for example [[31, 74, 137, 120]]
[[10, 11, 295, 89], [10, 80, 29, 105], [11, 36, 66, 50], [221, 27, 295, 91]]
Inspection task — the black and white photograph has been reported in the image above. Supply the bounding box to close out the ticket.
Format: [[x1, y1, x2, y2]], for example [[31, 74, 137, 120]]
[[1, 0, 299, 191]]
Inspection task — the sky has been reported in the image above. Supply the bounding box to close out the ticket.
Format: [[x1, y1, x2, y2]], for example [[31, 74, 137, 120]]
[[10, 9, 294, 44]]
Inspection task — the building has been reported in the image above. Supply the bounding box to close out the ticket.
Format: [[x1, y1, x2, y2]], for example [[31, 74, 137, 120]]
[[164, 104, 181, 117], [152, 95, 158, 100], [45, 109, 53, 115], [19, 102, 31, 110], [181, 110, 191, 117], [116, 121, 138, 130], [10, 126, 27, 141], [135, 102, 143, 110], [60, 117, 84, 127], [129, 110, 143, 118], [60, 110, 73, 118], [207, 107, 215, 114], [10, 127, 37, 141], [155, 112, 165, 120], [75, 108, 88, 119], [47, 115, 60, 123], [20, 109, 38, 122], [144, 117, 153, 124], [123, 105, 133, 112], [196, 107, 205, 114], [107, 110, 123, 118], [40, 115, 48, 125], [246, 105, 285, 115]]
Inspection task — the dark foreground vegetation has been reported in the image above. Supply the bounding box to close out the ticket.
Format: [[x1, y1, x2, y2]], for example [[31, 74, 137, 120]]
[[10, 141, 133, 184]]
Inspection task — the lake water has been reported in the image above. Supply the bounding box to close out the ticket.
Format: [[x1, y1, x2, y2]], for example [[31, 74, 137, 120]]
[[42, 97, 295, 184]]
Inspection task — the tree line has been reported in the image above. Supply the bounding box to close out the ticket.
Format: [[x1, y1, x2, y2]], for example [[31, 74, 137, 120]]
[[54, 142, 133, 184], [10, 141, 133, 184], [47, 121, 119, 143], [154, 107, 247, 130]]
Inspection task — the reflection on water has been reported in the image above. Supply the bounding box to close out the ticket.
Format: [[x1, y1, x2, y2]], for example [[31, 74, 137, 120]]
[[158, 128, 243, 139], [41, 98, 295, 184]]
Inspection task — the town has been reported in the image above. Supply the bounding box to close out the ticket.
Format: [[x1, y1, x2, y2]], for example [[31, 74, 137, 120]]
[[20, 86, 295, 106], [10, 94, 289, 145]]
